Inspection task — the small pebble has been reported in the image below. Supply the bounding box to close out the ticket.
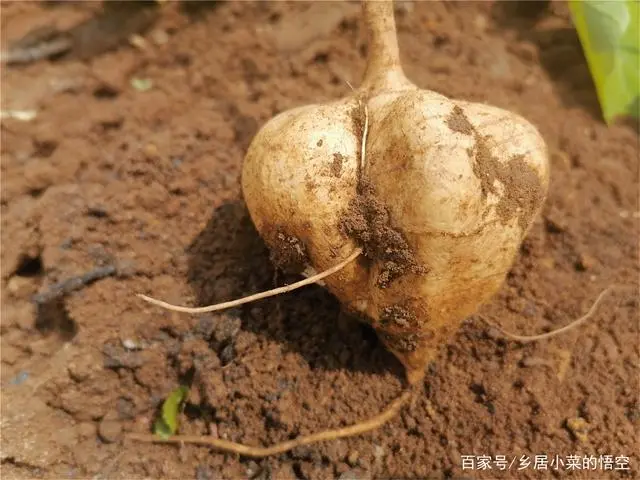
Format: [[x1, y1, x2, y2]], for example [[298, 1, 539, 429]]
[[566, 417, 589, 443], [403, 415, 417, 430], [245, 461, 260, 477], [575, 252, 596, 271], [122, 338, 138, 350], [129, 35, 148, 50], [347, 450, 360, 467], [67, 358, 94, 382], [143, 143, 158, 157], [7, 276, 36, 297], [77, 422, 97, 438], [98, 416, 122, 443]]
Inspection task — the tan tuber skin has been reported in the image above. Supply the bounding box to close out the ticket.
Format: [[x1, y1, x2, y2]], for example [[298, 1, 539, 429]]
[[131, 0, 564, 456]]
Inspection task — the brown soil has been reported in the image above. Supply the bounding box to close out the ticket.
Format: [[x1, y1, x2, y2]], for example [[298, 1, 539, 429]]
[[445, 105, 474, 135], [447, 104, 545, 232], [1, 2, 638, 480], [268, 229, 309, 276], [340, 180, 426, 289], [472, 136, 545, 232], [330, 153, 344, 178]]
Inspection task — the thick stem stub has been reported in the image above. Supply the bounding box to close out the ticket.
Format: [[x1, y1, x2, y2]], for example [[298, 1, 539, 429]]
[[360, 0, 410, 93]]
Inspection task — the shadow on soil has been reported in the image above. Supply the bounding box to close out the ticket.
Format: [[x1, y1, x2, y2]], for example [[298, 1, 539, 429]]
[[186, 199, 404, 380], [491, 0, 602, 121]]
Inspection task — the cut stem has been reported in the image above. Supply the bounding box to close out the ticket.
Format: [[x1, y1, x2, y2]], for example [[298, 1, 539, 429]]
[[137, 248, 362, 314], [360, 0, 409, 92], [481, 285, 632, 342], [127, 388, 413, 458]]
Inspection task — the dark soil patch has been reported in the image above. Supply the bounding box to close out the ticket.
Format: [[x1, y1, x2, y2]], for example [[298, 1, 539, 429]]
[[339, 180, 426, 288], [380, 304, 419, 331], [330, 152, 344, 177], [445, 105, 474, 135], [267, 229, 309, 275]]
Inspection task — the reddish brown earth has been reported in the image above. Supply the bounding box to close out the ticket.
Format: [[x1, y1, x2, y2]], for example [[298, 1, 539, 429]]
[[1, 2, 638, 479]]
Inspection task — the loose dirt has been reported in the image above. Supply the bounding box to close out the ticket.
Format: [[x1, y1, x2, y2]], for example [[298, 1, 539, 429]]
[[472, 136, 545, 231], [268, 229, 309, 275], [340, 179, 426, 289], [1, 2, 638, 479], [330, 153, 344, 178], [445, 105, 474, 136]]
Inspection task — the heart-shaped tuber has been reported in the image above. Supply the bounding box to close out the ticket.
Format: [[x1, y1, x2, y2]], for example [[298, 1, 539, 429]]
[[241, 1, 549, 384]]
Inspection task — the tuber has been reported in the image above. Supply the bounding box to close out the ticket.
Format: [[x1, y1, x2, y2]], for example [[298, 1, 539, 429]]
[[133, 0, 553, 455], [241, 0, 549, 385]]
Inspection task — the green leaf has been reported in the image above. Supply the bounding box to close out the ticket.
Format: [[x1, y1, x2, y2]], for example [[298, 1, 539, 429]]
[[153, 385, 189, 439], [131, 77, 154, 92], [569, 0, 640, 124]]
